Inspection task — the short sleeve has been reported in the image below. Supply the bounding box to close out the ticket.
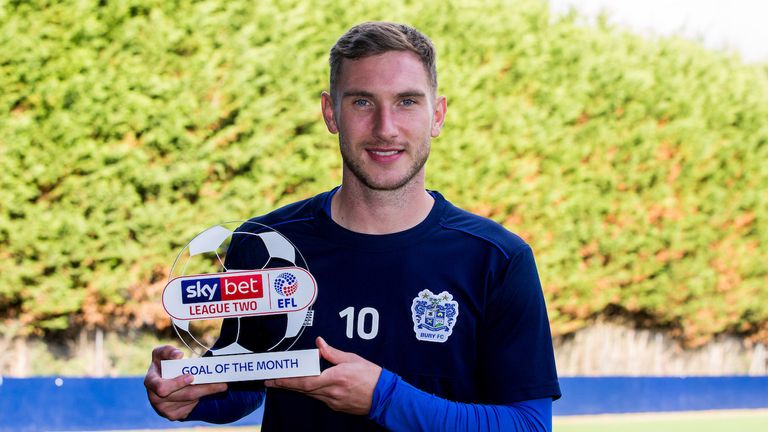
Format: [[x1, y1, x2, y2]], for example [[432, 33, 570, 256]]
[[477, 245, 561, 403]]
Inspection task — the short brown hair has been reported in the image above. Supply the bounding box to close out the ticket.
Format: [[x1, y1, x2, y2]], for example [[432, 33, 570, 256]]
[[329, 22, 437, 99]]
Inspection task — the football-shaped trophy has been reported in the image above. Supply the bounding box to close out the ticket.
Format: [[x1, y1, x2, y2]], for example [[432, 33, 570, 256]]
[[160, 221, 319, 384]]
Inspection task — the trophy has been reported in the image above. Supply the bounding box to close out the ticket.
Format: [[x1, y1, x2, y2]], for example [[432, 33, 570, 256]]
[[160, 221, 320, 384]]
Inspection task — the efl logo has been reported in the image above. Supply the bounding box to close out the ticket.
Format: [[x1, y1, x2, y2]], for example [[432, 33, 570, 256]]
[[273, 273, 298, 297], [274, 272, 299, 309], [182, 274, 264, 304]]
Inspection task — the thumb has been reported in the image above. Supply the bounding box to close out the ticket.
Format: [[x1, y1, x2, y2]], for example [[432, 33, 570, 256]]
[[316, 337, 356, 365]]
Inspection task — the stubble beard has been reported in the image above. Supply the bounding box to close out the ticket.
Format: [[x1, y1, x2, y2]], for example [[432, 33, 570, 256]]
[[339, 136, 431, 192]]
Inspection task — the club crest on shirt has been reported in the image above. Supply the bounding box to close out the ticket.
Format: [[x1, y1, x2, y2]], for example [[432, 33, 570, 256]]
[[411, 289, 459, 343]]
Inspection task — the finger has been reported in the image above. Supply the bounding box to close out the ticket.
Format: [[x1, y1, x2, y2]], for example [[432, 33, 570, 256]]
[[171, 382, 228, 401], [316, 337, 357, 365], [266, 376, 324, 392], [266, 375, 330, 393], [151, 382, 229, 403], [151, 345, 185, 364], [146, 373, 194, 397]]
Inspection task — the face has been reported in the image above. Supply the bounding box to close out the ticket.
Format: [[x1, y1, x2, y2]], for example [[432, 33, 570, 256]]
[[322, 51, 447, 191]]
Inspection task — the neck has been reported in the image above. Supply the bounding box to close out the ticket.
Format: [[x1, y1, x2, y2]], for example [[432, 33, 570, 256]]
[[331, 177, 434, 235]]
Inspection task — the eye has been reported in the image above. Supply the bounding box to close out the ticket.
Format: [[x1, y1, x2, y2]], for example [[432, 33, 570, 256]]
[[401, 98, 417, 106], [353, 99, 371, 107]]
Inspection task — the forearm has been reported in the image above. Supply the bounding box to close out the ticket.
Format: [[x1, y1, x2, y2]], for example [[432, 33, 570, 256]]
[[184, 387, 265, 424], [369, 369, 551, 432]]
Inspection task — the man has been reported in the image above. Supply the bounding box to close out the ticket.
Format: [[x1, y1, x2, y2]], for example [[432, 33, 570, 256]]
[[145, 22, 561, 431]]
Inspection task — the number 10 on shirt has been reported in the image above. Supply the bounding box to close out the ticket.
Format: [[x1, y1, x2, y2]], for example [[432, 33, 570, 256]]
[[339, 306, 380, 340]]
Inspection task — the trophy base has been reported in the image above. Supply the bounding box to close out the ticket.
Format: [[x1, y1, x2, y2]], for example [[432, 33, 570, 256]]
[[161, 349, 320, 384]]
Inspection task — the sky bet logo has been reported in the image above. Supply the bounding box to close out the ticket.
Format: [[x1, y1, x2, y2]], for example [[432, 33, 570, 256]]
[[182, 274, 263, 304]]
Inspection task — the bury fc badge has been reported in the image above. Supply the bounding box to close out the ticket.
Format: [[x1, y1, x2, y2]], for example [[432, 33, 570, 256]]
[[411, 289, 459, 343]]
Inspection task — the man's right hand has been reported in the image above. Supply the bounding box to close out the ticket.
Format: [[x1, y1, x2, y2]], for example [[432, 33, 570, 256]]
[[144, 345, 228, 421]]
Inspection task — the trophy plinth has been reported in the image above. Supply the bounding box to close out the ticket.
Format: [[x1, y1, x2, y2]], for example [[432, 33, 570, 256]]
[[161, 349, 320, 384]]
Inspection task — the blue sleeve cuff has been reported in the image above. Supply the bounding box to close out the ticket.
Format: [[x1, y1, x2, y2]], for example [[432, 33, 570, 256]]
[[369, 368, 399, 422]]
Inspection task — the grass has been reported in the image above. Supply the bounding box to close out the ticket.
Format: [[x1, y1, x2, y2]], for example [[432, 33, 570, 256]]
[[111, 410, 768, 432], [554, 410, 768, 432]]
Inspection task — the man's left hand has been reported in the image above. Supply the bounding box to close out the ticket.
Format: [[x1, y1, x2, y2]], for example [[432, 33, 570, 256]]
[[264, 336, 382, 415]]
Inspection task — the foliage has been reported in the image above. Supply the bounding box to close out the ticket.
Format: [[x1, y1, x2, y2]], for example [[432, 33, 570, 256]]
[[1, 0, 767, 348]]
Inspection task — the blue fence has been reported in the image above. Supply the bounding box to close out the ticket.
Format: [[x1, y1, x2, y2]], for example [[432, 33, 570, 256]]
[[556, 376, 768, 415], [0, 376, 262, 431], [0, 376, 766, 431]]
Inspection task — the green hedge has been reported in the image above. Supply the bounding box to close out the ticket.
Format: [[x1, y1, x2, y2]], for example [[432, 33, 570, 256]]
[[1, 0, 766, 347]]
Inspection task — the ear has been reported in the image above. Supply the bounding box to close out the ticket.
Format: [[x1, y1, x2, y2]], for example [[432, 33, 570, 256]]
[[430, 96, 447, 138], [321, 91, 339, 134]]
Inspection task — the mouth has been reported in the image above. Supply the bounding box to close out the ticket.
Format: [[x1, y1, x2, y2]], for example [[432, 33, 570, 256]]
[[366, 148, 404, 163], [368, 149, 403, 156]]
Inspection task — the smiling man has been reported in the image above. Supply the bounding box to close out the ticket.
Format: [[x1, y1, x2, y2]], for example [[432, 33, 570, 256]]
[[145, 22, 561, 431]]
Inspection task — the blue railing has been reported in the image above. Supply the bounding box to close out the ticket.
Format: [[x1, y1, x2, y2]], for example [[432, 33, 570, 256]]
[[0, 376, 766, 431], [0, 376, 262, 431], [556, 376, 768, 415]]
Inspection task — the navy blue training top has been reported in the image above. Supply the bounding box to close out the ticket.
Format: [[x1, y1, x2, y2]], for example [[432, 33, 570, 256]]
[[203, 188, 560, 430]]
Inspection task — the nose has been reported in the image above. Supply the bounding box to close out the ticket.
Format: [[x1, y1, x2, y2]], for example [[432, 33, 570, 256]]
[[373, 106, 398, 141]]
